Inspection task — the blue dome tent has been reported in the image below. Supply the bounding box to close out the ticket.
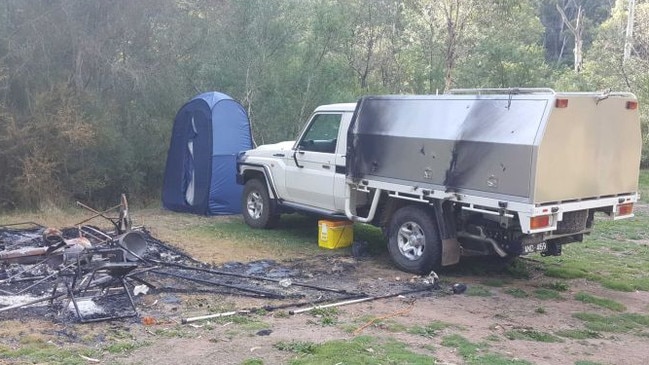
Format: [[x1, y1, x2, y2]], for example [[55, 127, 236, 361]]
[[162, 92, 253, 215]]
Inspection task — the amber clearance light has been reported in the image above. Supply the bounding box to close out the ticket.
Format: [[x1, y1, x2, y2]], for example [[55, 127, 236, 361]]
[[530, 215, 551, 230]]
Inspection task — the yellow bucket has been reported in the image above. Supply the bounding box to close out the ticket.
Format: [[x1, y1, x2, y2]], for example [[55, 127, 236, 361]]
[[318, 220, 354, 249]]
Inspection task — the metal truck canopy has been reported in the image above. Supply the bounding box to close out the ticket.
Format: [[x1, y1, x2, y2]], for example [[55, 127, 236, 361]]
[[347, 89, 641, 204]]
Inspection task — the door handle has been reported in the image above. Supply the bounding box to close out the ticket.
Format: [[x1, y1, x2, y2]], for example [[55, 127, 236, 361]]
[[273, 153, 285, 157], [322, 165, 330, 169]]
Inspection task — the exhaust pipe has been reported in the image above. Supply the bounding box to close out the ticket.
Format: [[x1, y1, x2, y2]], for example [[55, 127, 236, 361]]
[[457, 227, 508, 258]]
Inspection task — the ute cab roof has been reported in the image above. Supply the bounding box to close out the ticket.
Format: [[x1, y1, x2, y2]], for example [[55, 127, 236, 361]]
[[314, 103, 356, 113]]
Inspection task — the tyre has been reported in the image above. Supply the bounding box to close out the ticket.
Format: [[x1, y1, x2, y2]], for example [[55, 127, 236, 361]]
[[242, 179, 279, 229], [387, 205, 441, 275]]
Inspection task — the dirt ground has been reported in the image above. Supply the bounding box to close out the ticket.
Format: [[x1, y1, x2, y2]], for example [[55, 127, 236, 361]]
[[105, 261, 649, 365], [2, 209, 649, 365]]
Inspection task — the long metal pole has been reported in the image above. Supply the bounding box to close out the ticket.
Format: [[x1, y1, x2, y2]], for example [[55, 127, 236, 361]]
[[181, 293, 369, 324], [182, 310, 251, 324], [289, 286, 434, 315]]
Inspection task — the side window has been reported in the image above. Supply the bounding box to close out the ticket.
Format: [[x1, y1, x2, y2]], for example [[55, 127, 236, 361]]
[[298, 113, 342, 153]]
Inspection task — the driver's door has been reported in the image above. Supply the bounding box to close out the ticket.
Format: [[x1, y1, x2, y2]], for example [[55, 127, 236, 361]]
[[284, 113, 342, 211]]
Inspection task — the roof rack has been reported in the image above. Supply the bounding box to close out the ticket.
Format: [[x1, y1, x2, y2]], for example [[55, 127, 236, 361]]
[[447, 88, 556, 95]]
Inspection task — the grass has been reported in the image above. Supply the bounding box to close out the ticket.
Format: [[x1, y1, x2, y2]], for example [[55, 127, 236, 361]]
[[408, 321, 452, 338], [0, 333, 148, 364], [533, 288, 563, 300], [554, 329, 601, 340], [308, 307, 339, 326], [346, 315, 407, 333], [441, 334, 532, 365], [504, 329, 563, 343], [504, 288, 528, 298], [573, 312, 649, 333], [241, 359, 264, 365], [574, 292, 627, 312], [540, 281, 569, 292], [274, 336, 434, 364], [482, 279, 510, 287], [466, 285, 493, 297], [274, 341, 317, 354], [197, 214, 385, 250], [538, 171, 649, 291], [0, 343, 99, 365], [638, 170, 649, 203], [541, 210, 649, 292]]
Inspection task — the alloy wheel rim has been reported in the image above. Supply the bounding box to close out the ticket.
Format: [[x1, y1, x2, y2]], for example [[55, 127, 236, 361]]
[[246, 191, 263, 219], [397, 221, 425, 260]]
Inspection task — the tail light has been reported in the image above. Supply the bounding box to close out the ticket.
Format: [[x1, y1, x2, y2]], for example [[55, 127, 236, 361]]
[[617, 203, 634, 217], [626, 101, 638, 110], [555, 99, 569, 108], [530, 215, 551, 230]]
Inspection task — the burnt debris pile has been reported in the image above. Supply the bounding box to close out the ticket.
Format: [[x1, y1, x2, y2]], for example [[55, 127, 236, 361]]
[[0, 197, 440, 324]]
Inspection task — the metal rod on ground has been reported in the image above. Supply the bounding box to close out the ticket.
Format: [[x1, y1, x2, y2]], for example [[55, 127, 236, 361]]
[[289, 286, 435, 315], [151, 270, 286, 299], [152, 260, 354, 295], [180, 293, 369, 325], [182, 310, 251, 324]]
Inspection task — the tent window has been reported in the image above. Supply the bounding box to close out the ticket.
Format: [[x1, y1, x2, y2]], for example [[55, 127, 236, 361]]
[[184, 116, 198, 205]]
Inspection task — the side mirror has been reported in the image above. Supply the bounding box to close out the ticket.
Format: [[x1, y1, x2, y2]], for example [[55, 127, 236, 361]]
[[292, 149, 304, 168]]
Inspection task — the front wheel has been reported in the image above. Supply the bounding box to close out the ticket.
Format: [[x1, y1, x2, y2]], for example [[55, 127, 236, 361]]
[[387, 205, 441, 274], [242, 179, 279, 229]]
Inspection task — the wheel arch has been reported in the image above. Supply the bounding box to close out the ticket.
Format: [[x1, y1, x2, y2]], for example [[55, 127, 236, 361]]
[[239, 164, 279, 200], [383, 198, 460, 267]]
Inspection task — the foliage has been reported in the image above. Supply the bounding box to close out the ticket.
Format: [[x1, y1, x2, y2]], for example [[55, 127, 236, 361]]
[[441, 334, 532, 365], [308, 307, 339, 326], [573, 311, 649, 333], [0, 0, 647, 209], [407, 320, 451, 338], [465, 285, 493, 297], [540, 281, 569, 292], [504, 329, 563, 343], [574, 292, 627, 312], [554, 329, 601, 339], [274, 336, 435, 364], [542, 212, 649, 292], [505, 288, 529, 298], [533, 288, 564, 300]]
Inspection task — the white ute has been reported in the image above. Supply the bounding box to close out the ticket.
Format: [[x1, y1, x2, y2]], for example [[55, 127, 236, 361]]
[[237, 89, 641, 274]]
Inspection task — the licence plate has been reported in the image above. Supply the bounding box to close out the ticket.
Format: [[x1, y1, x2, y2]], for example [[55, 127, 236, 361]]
[[523, 242, 547, 254]]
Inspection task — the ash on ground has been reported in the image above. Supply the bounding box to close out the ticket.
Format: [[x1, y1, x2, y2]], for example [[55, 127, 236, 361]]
[[1, 224, 440, 324]]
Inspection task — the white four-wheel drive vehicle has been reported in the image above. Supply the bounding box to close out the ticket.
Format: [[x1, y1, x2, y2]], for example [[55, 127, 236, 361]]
[[236, 89, 642, 274]]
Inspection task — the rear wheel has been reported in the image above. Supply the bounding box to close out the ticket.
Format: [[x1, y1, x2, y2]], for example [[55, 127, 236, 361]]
[[242, 179, 279, 229], [387, 205, 441, 274]]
